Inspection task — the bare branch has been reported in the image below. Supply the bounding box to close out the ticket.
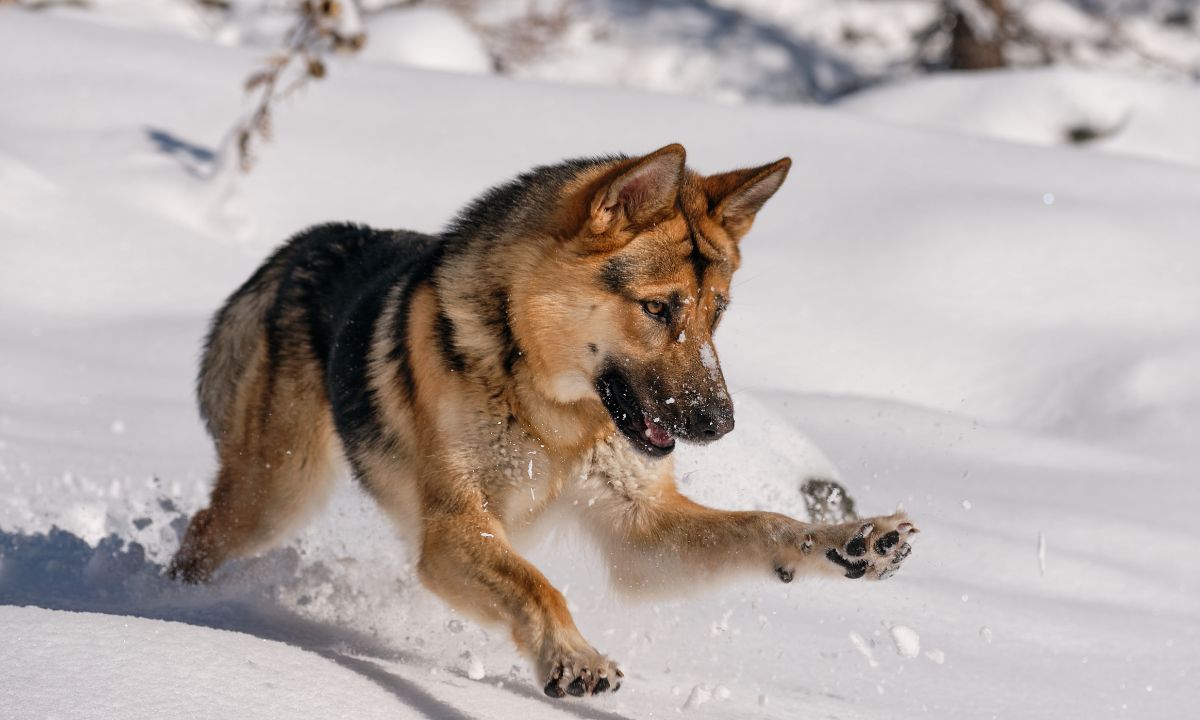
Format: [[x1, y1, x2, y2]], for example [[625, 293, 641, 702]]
[[232, 0, 366, 172]]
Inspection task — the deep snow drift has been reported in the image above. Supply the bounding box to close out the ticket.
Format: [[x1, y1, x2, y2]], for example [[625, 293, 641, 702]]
[[1, 9, 1198, 720]]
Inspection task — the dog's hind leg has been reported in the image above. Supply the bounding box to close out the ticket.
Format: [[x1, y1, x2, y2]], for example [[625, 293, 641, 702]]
[[170, 357, 338, 583]]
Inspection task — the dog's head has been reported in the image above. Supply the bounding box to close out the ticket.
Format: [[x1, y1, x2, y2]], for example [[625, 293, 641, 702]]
[[515, 144, 790, 456]]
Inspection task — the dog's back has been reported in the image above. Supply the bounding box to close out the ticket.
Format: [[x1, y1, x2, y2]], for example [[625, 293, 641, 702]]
[[197, 224, 437, 443]]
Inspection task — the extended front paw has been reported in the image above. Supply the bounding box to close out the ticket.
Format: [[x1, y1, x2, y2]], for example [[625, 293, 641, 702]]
[[541, 647, 623, 698], [773, 514, 919, 583], [823, 514, 919, 580]]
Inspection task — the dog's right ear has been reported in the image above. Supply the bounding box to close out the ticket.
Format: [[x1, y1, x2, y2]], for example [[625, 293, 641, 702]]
[[588, 144, 686, 235]]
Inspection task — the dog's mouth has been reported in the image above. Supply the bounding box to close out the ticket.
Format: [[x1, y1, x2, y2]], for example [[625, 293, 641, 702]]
[[595, 370, 675, 457]]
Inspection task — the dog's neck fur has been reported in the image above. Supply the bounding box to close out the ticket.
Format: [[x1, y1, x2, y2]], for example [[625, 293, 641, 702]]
[[429, 158, 635, 464]]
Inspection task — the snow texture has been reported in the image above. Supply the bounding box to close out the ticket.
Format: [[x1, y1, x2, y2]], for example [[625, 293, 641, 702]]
[[0, 605, 416, 720], [1, 7, 1199, 720], [360, 7, 493, 74]]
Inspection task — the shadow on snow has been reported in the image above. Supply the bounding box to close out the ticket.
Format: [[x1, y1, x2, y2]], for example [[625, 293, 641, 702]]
[[0, 526, 631, 720]]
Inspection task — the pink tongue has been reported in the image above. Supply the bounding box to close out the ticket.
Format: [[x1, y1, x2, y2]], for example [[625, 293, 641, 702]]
[[644, 418, 673, 447]]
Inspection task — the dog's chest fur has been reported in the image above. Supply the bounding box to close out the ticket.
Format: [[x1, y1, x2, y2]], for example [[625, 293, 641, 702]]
[[483, 416, 669, 533]]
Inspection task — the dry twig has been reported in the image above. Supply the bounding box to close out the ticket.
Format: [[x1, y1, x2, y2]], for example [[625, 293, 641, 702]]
[[235, 0, 365, 172]]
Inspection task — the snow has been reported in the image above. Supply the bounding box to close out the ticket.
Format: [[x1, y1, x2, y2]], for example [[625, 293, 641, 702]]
[[840, 67, 1200, 168], [683, 683, 713, 710], [0, 605, 414, 720], [466, 652, 486, 681], [849, 631, 880, 668], [360, 7, 493, 74], [1038, 531, 1048, 576], [698, 342, 720, 379], [2, 7, 1199, 720], [889, 624, 921, 658]]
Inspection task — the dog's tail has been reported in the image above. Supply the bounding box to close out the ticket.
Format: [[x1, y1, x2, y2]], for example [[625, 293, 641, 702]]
[[196, 251, 287, 444]]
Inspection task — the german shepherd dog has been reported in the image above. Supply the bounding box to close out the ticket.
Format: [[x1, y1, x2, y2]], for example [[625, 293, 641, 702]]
[[169, 144, 918, 697]]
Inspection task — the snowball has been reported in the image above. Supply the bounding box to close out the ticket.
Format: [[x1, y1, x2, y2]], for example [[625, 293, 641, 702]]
[[466, 654, 485, 681], [889, 625, 920, 658]]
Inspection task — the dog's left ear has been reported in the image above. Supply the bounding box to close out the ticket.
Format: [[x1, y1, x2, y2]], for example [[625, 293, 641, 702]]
[[705, 157, 791, 238]]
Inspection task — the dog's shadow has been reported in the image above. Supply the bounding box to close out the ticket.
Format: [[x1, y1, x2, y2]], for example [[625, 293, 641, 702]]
[[0, 527, 632, 720]]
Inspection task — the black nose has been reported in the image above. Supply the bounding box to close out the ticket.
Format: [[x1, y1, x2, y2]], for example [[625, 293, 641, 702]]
[[689, 408, 734, 442]]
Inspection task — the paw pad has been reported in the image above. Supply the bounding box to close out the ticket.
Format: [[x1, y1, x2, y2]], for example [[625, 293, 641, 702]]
[[874, 530, 900, 555], [825, 516, 920, 580], [826, 548, 869, 578], [844, 523, 873, 557], [543, 661, 622, 698]]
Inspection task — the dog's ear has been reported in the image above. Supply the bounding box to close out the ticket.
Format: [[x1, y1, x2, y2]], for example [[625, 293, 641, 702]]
[[589, 144, 686, 235], [705, 157, 791, 238]]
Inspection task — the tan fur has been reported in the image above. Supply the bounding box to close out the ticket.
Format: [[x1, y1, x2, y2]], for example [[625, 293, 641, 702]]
[[170, 145, 919, 697]]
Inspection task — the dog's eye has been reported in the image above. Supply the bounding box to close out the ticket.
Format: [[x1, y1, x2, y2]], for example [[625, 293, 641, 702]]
[[642, 300, 670, 323]]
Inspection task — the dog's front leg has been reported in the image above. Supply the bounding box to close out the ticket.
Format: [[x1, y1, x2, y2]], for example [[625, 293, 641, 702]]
[[586, 477, 919, 591], [418, 505, 622, 698]]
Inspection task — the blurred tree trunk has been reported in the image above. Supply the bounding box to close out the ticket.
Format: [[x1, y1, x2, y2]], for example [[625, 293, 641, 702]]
[[948, 0, 1007, 70]]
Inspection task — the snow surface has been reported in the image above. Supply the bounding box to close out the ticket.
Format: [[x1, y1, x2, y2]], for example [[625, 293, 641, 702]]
[[840, 67, 1200, 168], [360, 7, 493, 75], [0, 606, 414, 720], [2, 8, 1199, 720]]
